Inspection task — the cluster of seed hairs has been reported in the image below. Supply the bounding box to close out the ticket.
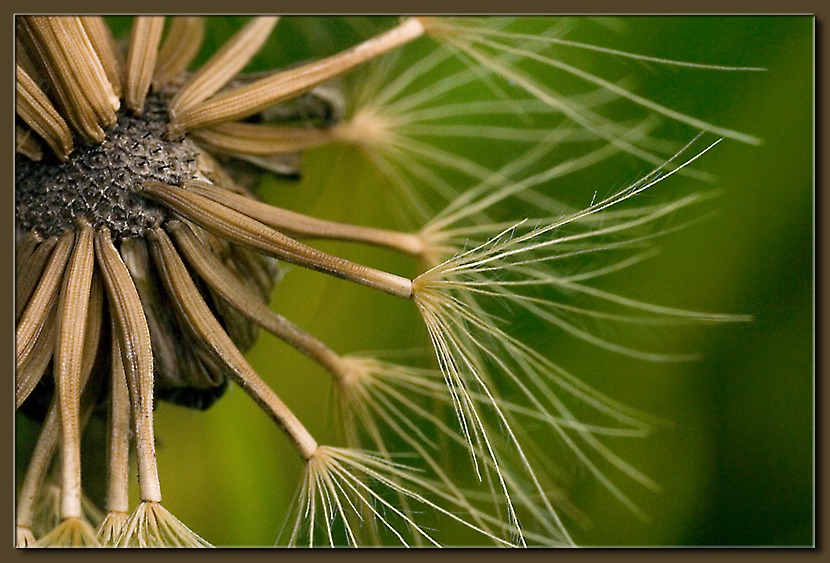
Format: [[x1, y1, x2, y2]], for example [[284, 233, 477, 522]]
[[15, 15, 756, 547]]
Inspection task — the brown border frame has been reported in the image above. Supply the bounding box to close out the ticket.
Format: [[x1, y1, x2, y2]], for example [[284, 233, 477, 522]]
[[4, 1, 822, 561]]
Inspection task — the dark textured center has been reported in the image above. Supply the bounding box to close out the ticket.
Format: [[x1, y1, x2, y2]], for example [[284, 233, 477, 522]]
[[16, 95, 200, 239]]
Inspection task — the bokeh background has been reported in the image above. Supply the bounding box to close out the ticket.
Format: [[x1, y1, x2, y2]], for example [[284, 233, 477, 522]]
[[17, 16, 813, 547]]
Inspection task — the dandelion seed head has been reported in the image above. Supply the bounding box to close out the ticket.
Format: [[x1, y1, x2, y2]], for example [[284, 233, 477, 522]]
[[15, 15, 757, 548]]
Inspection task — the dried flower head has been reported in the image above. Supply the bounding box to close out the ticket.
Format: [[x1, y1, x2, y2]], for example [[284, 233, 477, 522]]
[[15, 15, 757, 547]]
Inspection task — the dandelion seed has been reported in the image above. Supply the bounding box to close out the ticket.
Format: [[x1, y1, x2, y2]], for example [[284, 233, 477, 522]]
[[97, 510, 128, 547], [311, 36, 660, 224], [115, 502, 211, 548], [285, 446, 521, 547], [35, 515, 102, 548], [418, 17, 763, 152]]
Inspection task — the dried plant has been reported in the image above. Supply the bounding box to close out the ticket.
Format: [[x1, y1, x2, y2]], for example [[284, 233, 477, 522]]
[[15, 15, 758, 547]]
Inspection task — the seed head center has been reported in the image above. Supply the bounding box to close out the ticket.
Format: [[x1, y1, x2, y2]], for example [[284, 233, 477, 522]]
[[16, 96, 200, 240]]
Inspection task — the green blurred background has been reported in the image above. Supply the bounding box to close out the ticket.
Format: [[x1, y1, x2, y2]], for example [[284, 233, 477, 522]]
[[21, 16, 813, 547]]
